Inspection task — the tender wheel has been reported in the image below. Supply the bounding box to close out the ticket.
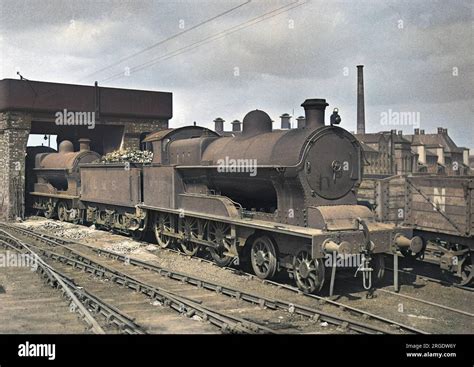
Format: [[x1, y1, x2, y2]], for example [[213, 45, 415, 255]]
[[57, 202, 68, 222], [208, 221, 233, 267], [293, 250, 325, 294], [131, 230, 145, 241], [69, 208, 80, 224], [153, 213, 175, 249], [179, 217, 200, 256], [250, 235, 278, 279], [44, 201, 56, 219]]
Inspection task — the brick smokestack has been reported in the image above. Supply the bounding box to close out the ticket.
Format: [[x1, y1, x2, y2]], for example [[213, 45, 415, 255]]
[[231, 120, 241, 132], [357, 65, 366, 134], [280, 113, 291, 129], [214, 117, 224, 133]]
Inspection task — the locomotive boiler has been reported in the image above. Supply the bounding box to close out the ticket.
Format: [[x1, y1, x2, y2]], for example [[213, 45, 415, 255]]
[[139, 98, 422, 292], [31, 138, 100, 221], [30, 98, 423, 294]]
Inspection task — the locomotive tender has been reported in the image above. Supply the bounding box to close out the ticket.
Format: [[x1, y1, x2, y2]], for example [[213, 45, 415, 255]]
[[30, 98, 423, 293]]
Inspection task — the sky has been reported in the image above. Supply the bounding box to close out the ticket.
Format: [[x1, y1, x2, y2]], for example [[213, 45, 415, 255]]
[[0, 0, 473, 149]]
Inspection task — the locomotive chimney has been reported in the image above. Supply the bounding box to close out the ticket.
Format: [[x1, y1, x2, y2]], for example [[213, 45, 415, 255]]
[[296, 116, 306, 128], [231, 120, 241, 132], [357, 65, 366, 134], [214, 117, 224, 133], [301, 99, 328, 129], [280, 113, 291, 129], [78, 138, 91, 152]]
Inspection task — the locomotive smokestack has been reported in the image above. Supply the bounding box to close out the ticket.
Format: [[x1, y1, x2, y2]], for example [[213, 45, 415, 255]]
[[357, 65, 366, 134], [214, 117, 224, 133], [78, 138, 91, 152], [301, 99, 328, 129]]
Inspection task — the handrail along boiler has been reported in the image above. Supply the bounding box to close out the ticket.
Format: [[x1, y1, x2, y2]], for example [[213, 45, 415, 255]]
[[30, 98, 422, 293]]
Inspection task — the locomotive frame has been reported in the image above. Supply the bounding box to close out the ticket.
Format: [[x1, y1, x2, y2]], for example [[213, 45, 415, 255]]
[[29, 99, 423, 294]]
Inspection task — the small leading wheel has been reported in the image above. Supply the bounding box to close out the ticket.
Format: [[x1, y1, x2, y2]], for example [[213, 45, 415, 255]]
[[179, 217, 200, 256], [293, 250, 325, 294], [208, 221, 234, 267], [153, 213, 175, 249], [57, 202, 68, 222], [250, 235, 278, 279]]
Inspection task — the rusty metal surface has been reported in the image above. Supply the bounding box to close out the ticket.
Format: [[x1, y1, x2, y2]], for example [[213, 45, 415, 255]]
[[80, 163, 143, 207]]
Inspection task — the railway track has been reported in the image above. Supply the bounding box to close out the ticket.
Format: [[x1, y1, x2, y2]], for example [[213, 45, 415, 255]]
[[0, 227, 276, 334], [385, 265, 474, 293], [0, 222, 427, 334], [0, 249, 90, 334], [0, 236, 142, 334], [386, 251, 474, 292]]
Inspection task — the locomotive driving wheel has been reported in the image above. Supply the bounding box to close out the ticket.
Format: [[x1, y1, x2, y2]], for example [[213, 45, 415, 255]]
[[57, 202, 68, 222], [207, 221, 234, 267], [179, 217, 200, 256], [250, 235, 278, 279], [153, 213, 175, 249], [293, 250, 325, 294]]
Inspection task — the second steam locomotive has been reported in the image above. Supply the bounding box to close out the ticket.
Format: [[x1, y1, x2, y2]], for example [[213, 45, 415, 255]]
[[30, 98, 423, 293]]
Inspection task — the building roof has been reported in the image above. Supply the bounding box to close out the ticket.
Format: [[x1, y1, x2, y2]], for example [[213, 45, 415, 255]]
[[381, 132, 411, 143], [143, 126, 218, 142], [354, 133, 387, 144], [359, 141, 377, 152], [0, 78, 173, 119], [405, 131, 464, 154]]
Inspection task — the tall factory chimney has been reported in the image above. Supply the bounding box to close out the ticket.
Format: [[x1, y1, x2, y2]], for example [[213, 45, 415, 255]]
[[356, 65, 366, 134]]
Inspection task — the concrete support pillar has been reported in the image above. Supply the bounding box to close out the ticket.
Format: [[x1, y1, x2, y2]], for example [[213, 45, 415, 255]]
[[0, 112, 32, 220]]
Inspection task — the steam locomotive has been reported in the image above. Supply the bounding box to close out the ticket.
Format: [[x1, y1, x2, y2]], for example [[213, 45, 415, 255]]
[[29, 98, 423, 293]]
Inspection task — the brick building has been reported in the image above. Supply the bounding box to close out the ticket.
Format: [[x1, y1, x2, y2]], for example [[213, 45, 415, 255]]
[[405, 128, 470, 175], [355, 128, 470, 176], [0, 78, 172, 219]]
